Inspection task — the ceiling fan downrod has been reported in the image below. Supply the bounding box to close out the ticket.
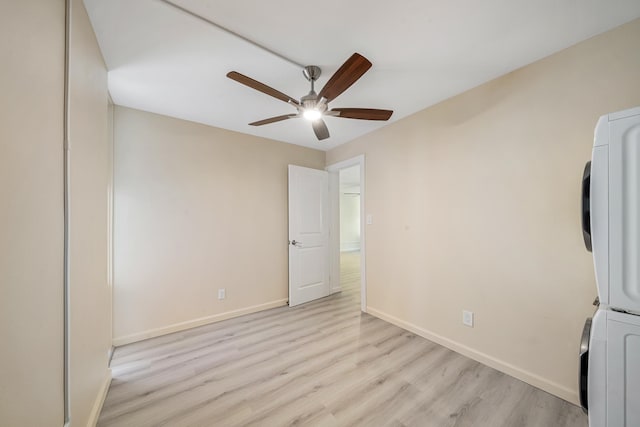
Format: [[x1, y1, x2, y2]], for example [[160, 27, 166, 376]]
[[301, 66, 324, 113]]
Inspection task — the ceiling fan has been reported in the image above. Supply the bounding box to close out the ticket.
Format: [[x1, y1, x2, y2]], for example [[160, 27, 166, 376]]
[[226, 53, 393, 141]]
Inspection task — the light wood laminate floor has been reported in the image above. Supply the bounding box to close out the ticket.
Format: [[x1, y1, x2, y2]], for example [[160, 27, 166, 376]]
[[99, 252, 587, 427]]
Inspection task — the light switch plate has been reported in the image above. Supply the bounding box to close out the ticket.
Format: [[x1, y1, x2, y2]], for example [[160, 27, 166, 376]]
[[463, 310, 474, 327], [366, 214, 373, 225]]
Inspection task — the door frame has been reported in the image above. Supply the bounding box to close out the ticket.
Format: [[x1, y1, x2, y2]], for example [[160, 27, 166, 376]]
[[326, 155, 366, 312]]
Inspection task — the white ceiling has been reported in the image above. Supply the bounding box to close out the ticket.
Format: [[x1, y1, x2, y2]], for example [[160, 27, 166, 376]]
[[85, 0, 640, 151]]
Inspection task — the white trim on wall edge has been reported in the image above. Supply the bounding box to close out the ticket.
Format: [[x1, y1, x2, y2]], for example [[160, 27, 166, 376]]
[[113, 299, 288, 346], [87, 369, 112, 427], [366, 306, 579, 406]]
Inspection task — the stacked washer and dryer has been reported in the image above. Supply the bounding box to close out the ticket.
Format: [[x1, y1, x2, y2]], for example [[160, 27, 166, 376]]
[[580, 106, 640, 427]]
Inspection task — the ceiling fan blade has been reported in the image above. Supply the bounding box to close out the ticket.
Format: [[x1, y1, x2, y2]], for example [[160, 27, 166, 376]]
[[331, 108, 393, 121], [227, 71, 300, 106], [249, 114, 298, 126], [317, 53, 372, 102], [312, 119, 330, 141]]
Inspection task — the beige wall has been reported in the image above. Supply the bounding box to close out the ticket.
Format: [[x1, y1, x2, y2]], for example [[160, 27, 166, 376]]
[[1, 2, 111, 424], [113, 107, 325, 344], [327, 19, 640, 404], [0, 1, 65, 425], [68, 0, 112, 425]]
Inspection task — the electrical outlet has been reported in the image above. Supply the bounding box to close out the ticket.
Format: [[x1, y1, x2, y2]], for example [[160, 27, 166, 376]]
[[218, 288, 226, 300], [462, 310, 474, 327]]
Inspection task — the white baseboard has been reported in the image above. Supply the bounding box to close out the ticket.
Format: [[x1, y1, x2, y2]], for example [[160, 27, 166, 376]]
[[87, 369, 112, 427], [107, 345, 115, 366], [366, 306, 579, 405], [113, 299, 288, 346]]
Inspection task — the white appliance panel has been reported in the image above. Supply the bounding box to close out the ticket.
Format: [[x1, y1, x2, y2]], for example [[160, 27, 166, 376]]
[[586, 106, 640, 427], [591, 145, 609, 305], [606, 311, 640, 426], [588, 309, 640, 427], [609, 115, 640, 313], [591, 107, 640, 313]]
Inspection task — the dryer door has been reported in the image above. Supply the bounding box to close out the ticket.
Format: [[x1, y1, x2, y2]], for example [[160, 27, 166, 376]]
[[588, 310, 607, 427], [581, 162, 592, 252]]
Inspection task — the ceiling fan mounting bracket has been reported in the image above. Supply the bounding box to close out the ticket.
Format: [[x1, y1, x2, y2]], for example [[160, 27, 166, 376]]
[[303, 66, 321, 82]]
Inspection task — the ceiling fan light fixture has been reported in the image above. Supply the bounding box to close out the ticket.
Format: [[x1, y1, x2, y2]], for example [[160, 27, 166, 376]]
[[227, 53, 393, 141], [303, 109, 322, 121]]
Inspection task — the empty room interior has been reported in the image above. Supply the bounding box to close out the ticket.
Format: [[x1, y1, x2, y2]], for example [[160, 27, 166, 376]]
[[3, 1, 640, 426]]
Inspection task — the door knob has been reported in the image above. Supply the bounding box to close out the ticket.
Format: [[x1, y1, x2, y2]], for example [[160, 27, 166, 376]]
[[290, 240, 302, 246]]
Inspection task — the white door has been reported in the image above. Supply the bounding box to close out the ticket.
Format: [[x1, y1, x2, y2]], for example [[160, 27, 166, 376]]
[[288, 165, 329, 306]]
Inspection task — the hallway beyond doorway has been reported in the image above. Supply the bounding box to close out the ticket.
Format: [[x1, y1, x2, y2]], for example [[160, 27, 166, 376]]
[[340, 250, 360, 302]]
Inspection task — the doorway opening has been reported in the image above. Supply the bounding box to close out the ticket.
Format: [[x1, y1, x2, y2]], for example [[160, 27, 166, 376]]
[[327, 155, 366, 312], [338, 165, 361, 304]]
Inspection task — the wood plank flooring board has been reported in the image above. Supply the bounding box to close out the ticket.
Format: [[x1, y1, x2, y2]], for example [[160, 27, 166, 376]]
[[113, 296, 356, 364], [98, 252, 587, 426], [107, 306, 363, 401], [401, 363, 502, 426], [104, 315, 372, 422]]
